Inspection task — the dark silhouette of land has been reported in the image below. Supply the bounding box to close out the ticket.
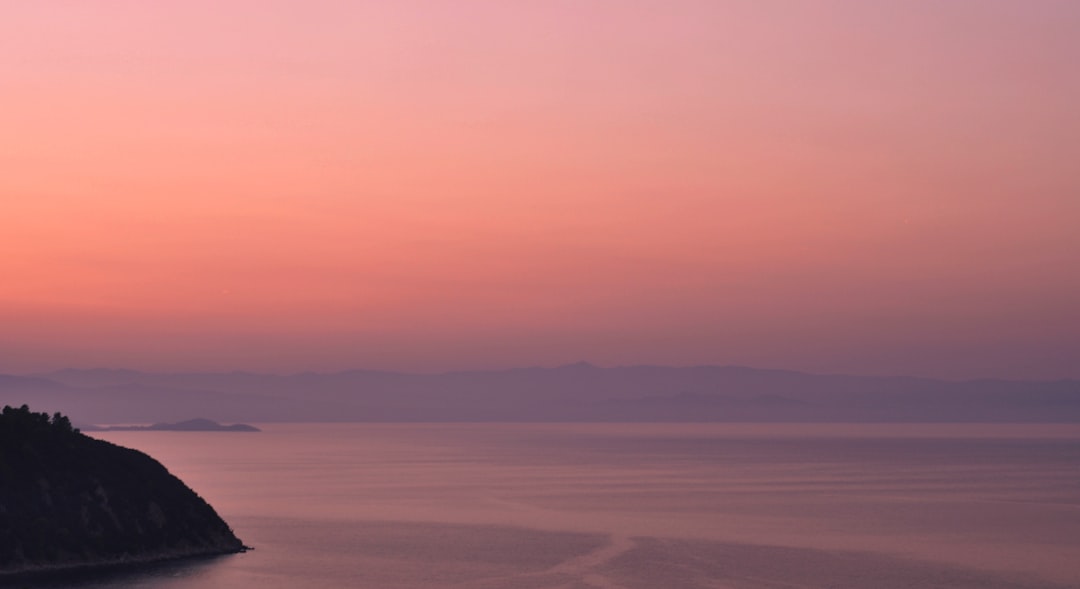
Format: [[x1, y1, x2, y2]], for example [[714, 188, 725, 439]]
[[1, 364, 1078, 425], [0, 405, 246, 580], [100, 418, 260, 432]]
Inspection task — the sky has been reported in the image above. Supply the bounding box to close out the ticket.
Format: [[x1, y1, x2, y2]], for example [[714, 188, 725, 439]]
[[2, 1, 1078, 379]]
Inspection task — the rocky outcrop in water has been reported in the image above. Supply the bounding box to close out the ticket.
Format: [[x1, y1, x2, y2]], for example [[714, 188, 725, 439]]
[[0, 405, 246, 578]]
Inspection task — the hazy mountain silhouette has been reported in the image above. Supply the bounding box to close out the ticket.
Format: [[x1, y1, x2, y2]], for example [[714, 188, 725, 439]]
[[101, 418, 260, 432], [2, 364, 1078, 424]]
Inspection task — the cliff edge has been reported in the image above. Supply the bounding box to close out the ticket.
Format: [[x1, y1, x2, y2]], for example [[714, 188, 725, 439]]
[[0, 405, 246, 578]]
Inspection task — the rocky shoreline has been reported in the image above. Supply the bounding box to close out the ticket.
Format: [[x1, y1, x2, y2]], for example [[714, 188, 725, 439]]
[[0, 544, 251, 583]]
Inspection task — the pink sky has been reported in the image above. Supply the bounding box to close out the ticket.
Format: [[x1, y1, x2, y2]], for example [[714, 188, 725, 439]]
[[2, 1, 1078, 378]]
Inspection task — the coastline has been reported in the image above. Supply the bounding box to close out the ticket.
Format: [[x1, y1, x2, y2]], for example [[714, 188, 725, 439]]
[[0, 544, 251, 584]]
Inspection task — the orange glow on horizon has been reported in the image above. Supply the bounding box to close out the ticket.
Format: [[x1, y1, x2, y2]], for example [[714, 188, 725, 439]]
[[2, 1, 1078, 378]]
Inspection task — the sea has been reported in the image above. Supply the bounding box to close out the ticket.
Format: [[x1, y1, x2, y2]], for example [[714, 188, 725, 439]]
[[22, 423, 1080, 589]]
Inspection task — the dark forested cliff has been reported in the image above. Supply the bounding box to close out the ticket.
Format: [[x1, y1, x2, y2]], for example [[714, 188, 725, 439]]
[[0, 405, 246, 578]]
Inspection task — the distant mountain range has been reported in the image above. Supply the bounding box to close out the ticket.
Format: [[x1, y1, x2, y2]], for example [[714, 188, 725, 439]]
[[1, 364, 1078, 424]]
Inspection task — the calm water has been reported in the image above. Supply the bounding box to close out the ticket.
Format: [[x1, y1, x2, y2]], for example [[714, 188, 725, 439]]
[[26, 424, 1080, 588]]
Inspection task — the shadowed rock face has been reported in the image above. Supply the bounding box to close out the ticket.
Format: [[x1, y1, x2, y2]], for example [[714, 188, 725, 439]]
[[0, 405, 246, 578]]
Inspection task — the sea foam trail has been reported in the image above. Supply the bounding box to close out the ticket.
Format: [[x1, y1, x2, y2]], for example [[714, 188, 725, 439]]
[[547, 535, 636, 589]]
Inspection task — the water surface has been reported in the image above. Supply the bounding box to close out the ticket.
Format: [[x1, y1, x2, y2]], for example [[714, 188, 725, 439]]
[[30, 423, 1080, 588]]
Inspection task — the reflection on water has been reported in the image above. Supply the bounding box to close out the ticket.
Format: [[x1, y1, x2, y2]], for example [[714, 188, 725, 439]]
[[25, 424, 1080, 588]]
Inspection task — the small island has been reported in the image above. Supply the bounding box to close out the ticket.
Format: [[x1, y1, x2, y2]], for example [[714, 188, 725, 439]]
[[100, 418, 261, 432], [0, 405, 248, 580]]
